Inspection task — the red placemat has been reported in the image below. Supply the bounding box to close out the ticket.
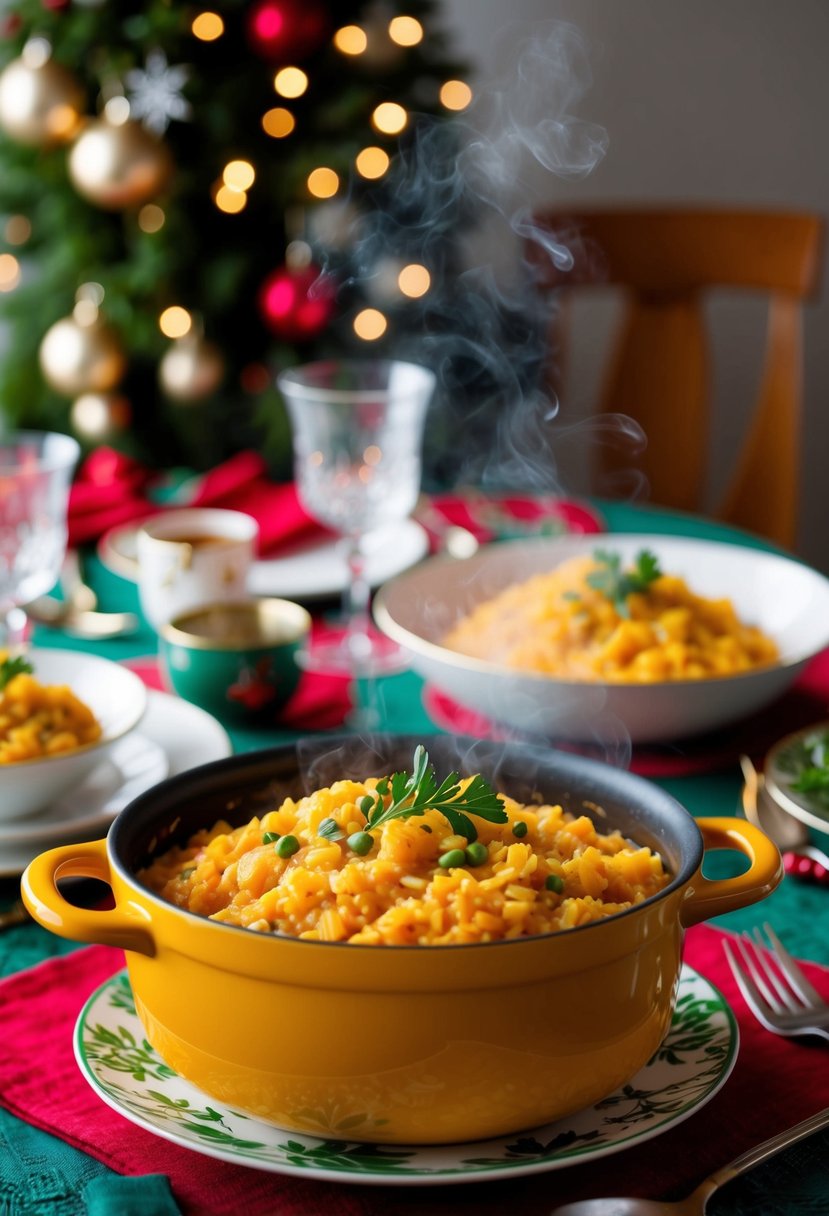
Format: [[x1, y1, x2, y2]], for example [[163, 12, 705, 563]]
[[423, 647, 829, 779], [1, 925, 828, 1216]]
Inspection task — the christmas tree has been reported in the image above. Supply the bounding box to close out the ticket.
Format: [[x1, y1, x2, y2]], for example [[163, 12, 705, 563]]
[[0, 0, 475, 479]]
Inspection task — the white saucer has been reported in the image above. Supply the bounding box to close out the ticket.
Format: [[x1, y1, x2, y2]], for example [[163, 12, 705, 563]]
[[99, 518, 429, 602], [74, 965, 736, 1184], [0, 690, 232, 876]]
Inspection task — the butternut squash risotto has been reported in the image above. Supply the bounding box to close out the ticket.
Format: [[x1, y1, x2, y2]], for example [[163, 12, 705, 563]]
[[0, 654, 102, 763], [138, 769, 671, 945], [443, 551, 778, 682]]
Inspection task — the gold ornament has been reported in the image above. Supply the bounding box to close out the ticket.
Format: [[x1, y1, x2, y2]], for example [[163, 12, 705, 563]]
[[39, 300, 126, 396], [70, 391, 131, 442], [68, 114, 172, 210], [159, 332, 225, 403], [0, 44, 84, 147]]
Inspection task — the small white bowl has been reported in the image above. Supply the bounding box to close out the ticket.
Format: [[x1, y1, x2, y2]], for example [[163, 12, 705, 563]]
[[373, 534, 829, 744], [0, 648, 147, 821]]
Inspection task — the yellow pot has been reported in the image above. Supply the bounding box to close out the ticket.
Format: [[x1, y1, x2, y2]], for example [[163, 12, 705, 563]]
[[21, 735, 781, 1144]]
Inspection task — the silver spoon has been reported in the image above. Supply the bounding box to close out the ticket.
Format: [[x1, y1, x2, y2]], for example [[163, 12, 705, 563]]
[[549, 1106, 829, 1216], [27, 550, 139, 638]]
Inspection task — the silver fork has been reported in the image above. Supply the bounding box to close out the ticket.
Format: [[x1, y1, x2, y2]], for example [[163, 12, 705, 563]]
[[723, 923, 829, 1041]]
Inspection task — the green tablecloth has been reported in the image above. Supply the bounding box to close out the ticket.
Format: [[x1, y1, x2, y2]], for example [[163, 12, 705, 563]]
[[1, 499, 827, 1214]]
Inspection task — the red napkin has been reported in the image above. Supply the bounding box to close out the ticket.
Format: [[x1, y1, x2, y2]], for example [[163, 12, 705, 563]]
[[1, 924, 827, 1216], [184, 451, 331, 556], [423, 646, 829, 779], [423, 491, 603, 546], [68, 448, 162, 546], [70, 445, 604, 558]]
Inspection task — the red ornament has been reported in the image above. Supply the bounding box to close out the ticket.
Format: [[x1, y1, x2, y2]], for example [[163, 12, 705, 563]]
[[258, 263, 336, 342], [246, 0, 329, 61]]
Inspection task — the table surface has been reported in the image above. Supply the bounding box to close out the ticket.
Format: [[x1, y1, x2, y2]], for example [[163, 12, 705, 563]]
[[2, 497, 827, 1215]]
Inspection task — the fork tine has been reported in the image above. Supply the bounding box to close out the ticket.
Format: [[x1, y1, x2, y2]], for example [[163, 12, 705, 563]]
[[733, 936, 788, 1013], [723, 939, 779, 1027], [746, 931, 805, 1014], [757, 922, 825, 1006]]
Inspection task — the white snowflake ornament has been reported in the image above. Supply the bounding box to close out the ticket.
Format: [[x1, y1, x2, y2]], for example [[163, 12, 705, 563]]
[[125, 50, 192, 134]]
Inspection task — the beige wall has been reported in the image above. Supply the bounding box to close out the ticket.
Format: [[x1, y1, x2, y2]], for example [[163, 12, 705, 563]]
[[441, 0, 829, 570]]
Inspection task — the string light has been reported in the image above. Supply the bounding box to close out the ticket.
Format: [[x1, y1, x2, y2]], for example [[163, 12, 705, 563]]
[[398, 264, 430, 298], [192, 12, 224, 41], [223, 159, 255, 191], [103, 95, 131, 125], [353, 308, 387, 340], [0, 254, 20, 292], [213, 183, 247, 213], [274, 67, 308, 99], [388, 16, 423, 46], [355, 146, 390, 179], [73, 282, 104, 326], [4, 216, 31, 245], [333, 25, 367, 55], [138, 204, 165, 233], [307, 167, 339, 199], [159, 306, 192, 339], [262, 107, 295, 138], [372, 102, 407, 135], [440, 80, 473, 111]]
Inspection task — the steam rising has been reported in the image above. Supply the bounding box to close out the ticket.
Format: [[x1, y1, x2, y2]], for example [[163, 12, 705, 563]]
[[313, 20, 634, 496]]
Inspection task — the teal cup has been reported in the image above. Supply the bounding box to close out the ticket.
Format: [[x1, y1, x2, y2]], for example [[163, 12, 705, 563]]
[[158, 598, 311, 723]]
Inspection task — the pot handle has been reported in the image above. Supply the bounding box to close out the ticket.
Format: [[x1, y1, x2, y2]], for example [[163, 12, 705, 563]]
[[680, 816, 783, 927], [20, 838, 155, 956]]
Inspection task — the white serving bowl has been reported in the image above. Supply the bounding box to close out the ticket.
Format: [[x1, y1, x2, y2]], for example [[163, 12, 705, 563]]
[[0, 648, 147, 821], [373, 534, 829, 745]]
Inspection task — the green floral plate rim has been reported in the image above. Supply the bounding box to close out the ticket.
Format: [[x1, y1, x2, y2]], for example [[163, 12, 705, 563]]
[[73, 965, 737, 1186]]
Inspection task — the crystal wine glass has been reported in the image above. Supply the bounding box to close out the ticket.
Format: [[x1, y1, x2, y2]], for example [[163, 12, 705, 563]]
[[0, 431, 80, 648], [278, 359, 435, 683]]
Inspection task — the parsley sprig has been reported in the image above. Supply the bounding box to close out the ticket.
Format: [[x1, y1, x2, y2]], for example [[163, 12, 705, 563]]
[[357, 745, 507, 843], [0, 654, 33, 692], [585, 548, 663, 617], [778, 730, 829, 803]]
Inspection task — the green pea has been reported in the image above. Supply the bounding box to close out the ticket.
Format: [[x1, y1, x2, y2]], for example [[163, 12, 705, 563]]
[[359, 795, 375, 816], [275, 834, 300, 858], [438, 848, 467, 869], [262, 832, 279, 844], [464, 841, 489, 867], [545, 873, 564, 893], [512, 821, 528, 838], [347, 830, 374, 855]]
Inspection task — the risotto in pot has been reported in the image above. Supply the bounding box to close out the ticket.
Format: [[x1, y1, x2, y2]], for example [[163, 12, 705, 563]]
[[138, 746, 671, 945]]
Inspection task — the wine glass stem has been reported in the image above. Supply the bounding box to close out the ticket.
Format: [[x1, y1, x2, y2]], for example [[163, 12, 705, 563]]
[[344, 539, 372, 667]]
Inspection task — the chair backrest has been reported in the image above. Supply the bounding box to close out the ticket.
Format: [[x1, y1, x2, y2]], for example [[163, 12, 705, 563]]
[[526, 207, 824, 547]]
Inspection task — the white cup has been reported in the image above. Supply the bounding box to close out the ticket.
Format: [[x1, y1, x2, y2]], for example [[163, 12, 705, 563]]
[[136, 508, 258, 630]]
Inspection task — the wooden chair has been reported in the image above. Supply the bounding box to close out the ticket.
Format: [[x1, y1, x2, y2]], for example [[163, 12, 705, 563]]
[[525, 207, 823, 547]]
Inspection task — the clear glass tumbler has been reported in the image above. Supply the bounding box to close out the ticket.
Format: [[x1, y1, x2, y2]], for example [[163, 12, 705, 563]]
[[0, 430, 80, 647]]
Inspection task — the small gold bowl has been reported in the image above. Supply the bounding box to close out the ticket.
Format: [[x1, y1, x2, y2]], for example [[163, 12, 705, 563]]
[[159, 598, 311, 722]]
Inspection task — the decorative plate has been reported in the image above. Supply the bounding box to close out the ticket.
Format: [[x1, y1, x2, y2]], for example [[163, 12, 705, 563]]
[[765, 720, 829, 837], [0, 690, 231, 877], [74, 966, 737, 1185]]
